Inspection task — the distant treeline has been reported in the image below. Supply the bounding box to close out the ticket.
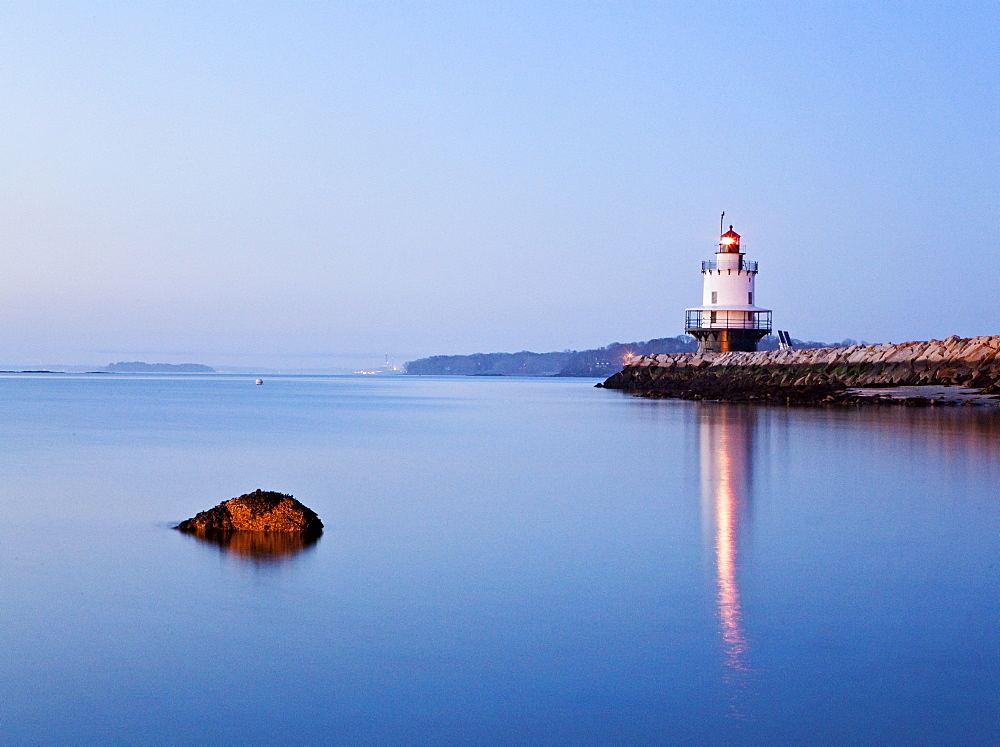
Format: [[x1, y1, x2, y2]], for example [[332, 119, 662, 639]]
[[405, 335, 857, 377]]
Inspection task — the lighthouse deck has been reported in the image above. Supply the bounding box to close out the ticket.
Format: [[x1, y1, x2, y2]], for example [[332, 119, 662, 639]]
[[685, 309, 772, 330]]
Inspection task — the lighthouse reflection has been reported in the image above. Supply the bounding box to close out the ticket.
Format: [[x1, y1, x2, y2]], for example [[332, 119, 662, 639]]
[[699, 404, 755, 709]]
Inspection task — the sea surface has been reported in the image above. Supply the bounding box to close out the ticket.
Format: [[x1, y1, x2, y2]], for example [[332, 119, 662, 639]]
[[1, 373, 998, 743]]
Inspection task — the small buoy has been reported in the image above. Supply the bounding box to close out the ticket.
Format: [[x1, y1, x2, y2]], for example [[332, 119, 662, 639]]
[[255, 378, 263, 385]]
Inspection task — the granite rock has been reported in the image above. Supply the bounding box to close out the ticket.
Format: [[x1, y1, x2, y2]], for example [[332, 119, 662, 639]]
[[176, 489, 323, 535]]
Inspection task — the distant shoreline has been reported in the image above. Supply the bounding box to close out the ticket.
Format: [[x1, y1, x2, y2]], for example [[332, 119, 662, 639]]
[[404, 334, 848, 377], [103, 361, 215, 373]]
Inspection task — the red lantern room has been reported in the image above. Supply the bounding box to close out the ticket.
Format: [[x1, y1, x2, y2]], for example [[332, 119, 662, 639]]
[[719, 226, 741, 253]]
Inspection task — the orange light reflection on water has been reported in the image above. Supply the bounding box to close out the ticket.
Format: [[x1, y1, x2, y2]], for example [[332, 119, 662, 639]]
[[699, 405, 754, 718], [714, 440, 748, 673]]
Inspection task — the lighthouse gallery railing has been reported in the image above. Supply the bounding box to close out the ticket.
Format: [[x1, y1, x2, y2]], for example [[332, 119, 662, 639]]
[[701, 260, 758, 272], [685, 310, 772, 331]]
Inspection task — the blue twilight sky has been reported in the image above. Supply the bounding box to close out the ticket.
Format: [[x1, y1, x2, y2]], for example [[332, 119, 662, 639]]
[[0, 1, 996, 369]]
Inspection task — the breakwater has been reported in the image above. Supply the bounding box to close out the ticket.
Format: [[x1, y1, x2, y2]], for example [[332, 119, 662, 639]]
[[600, 335, 1000, 405]]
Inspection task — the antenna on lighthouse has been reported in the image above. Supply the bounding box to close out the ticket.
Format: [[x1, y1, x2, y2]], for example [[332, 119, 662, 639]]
[[720, 211, 725, 236]]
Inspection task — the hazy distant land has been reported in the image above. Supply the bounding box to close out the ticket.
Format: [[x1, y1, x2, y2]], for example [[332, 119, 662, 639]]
[[405, 335, 851, 376], [103, 361, 216, 373]]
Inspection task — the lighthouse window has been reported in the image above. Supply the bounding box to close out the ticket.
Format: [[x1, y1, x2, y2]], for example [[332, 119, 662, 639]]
[[711, 291, 717, 304], [748, 292, 753, 304], [710, 311, 717, 324]]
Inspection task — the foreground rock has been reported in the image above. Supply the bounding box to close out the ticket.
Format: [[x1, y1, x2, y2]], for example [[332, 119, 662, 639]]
[[600, 335, 1000, 406], [176, 490, 324, 535]]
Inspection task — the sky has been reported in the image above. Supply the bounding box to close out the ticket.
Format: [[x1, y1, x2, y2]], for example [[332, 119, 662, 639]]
[[0, 1, 996, 370]]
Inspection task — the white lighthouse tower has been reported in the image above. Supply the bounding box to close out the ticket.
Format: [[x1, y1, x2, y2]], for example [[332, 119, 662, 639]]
[[685, 224, 772, 353]]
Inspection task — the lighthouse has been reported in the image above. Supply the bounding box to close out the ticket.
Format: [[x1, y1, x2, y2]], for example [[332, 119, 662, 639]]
[[684, 225, 772, 353]]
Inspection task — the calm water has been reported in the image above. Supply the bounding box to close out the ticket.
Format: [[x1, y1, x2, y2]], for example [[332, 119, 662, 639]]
[[1, 374, 997, 743]]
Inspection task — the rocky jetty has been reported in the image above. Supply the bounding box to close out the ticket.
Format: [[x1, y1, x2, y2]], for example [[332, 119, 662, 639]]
[[600, 335, 1000, 406], [176, 490, 324, 535]]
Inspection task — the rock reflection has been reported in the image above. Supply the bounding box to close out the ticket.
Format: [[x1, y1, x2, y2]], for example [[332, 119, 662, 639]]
[[699, 403, 755, 716], [183, 530, 320, 562]]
